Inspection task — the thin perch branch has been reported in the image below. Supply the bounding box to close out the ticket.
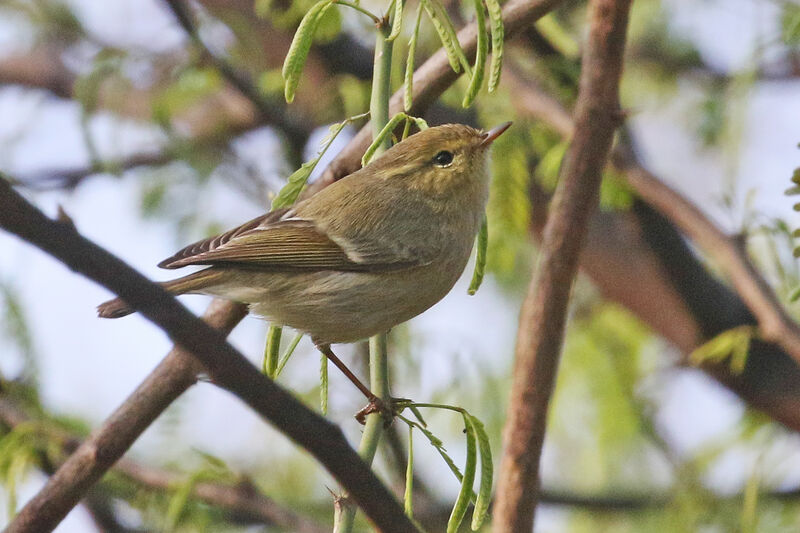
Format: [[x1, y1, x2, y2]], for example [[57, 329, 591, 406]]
[[492, 0, 633, 531], [0, 177, 419, 533]]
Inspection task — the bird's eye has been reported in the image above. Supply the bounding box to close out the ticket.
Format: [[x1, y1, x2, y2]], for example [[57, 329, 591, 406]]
[[432, 150, 454, 167]]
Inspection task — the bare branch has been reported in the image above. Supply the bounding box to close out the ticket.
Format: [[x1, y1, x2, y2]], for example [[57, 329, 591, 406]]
[[493, 0, 633, 530], [0, 178, 418, 533]]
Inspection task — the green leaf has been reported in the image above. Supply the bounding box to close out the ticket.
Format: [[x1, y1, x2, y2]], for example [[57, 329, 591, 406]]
[[282, 0, 333, 103], [421, 0, 471, 76], [276, 332, 304, 376], [320, 352, 328, 415], [689, 326, 755, 374], [362, 113, 428, 166], [165, 471, 203, 531], [404, 425, 414, 518], [447, 414, 477, 533], [272, 114, 363, 208], [789, 285, 800, 302], [484, 0, 504, 92], [387, 0, 404, 41], [263, 325, 282, 377], [404, 3, 424, 111], [467, 415, 492, 530], [781, 3, 800, 46], [468, 216, 488, 295], [462, 0, 488, 107]]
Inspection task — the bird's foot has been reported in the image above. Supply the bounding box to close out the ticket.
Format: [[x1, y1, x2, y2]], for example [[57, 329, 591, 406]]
[[355, 396, 410, 427]]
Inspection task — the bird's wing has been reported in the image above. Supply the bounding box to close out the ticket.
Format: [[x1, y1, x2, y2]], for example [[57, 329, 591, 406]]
[[158, 209, 421, 272]]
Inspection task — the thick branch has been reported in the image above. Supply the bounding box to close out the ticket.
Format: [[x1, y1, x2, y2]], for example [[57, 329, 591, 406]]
[[0, 179, 418, 533], [493, 0, 633, 531]]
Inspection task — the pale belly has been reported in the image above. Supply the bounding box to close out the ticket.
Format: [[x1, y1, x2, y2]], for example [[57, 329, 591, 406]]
[[201, 258, 468, 343]]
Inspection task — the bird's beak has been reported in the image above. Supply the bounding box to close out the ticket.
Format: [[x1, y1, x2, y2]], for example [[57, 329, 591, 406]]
[[480, 121, 512, 147]]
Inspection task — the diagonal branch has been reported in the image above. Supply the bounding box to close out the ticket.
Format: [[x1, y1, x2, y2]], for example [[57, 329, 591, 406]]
[[492, 0, 633, 531], [0, 178, 419, 533]]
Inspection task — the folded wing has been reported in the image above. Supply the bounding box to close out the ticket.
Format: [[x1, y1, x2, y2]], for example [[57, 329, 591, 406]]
[[158, 209, 420, 272]]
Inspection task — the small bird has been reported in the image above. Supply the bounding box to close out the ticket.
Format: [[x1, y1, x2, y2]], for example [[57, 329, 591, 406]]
[[98, 122, 510, 412]]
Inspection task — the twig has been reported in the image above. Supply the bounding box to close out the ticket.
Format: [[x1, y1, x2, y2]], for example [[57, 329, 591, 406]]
[[335, 18, 395, 532], [492, 0, 633, 531], [14, 121, 264, 191], [0, 395, 327, 533], [0, 178, 419, 533]]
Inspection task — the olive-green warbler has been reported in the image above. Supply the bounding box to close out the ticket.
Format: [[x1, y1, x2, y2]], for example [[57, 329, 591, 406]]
[[98, 122, 509, 406]]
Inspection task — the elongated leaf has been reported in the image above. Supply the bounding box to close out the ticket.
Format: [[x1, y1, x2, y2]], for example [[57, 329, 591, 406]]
[[387, 0, 404, 41], [263, 325, 282, 377], [275, 332, 304, 377], [447, 414, 477, 533], [272, 117, 355, 208], [404, 3, 424, 111], [421, 0, 470, 75], [363, 113, 407, 166], [468, 215, 488, 294], [462, 0, 487, 107], [467, 415, 493, 530], [320, 352, 328, 415], [404, 425, 414, 517], [282, 0, 333, 103], [484, 0, 504, 92]]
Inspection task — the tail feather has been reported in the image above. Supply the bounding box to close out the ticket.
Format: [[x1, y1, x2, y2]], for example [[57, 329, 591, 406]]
[[97, 269, 226, 319]]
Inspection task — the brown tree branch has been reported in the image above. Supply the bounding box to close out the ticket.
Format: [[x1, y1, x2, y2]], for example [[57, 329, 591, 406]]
[[0, 178, 418, 533], [493, 0, 633, 531], [0, 395, 327, 533]]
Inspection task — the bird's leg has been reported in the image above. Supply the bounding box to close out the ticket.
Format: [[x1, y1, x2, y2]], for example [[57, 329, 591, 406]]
[[317, 343, 394, 425]]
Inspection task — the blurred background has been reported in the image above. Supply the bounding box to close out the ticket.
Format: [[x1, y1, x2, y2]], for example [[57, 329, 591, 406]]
[[1, 0, 800, 531]]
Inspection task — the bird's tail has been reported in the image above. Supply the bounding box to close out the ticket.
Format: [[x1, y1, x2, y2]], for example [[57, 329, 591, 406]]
[[97, 269, 226, 319]]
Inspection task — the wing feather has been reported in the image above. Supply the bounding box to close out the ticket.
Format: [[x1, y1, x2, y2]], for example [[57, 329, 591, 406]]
[[157, 209, 419, 272]]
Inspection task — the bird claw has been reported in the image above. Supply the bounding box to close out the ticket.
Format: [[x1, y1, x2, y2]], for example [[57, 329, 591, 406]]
[[355, 396, 410, 427]]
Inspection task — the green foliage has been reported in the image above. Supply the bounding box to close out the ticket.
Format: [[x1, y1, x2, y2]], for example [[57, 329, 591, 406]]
[[397, 402, 493, 531], [404, 425, 414, 518], [462, 0, 488, 108], [0, 282, 37, 382], [483, 120, 533, 284], [362, 112, 428, 166], [485, 0, 504, 93], [319, 352, 328, 415], [404, 4, 425, 111], [153, 67, 223, 124], [781, 3, 800, 46], [467, 216, 488, 295], [689, 325, 756, 375], [281, 0, 335, 103], [421, 0, 471, 76], [272, 113, 368, 208]]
